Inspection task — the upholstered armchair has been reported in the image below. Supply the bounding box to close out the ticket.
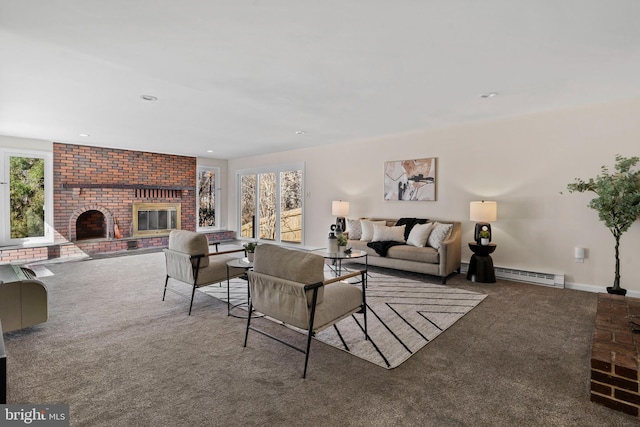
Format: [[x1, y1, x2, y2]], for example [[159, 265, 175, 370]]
[[163, 230, 246, 315], [243, 244, 367, 378]]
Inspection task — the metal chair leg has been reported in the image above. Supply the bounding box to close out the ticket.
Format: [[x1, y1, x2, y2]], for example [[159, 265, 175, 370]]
[[188, 283, 197, 315], [162, 275, 169, 301], [243, 302, 253, 347], [302, 329, 314, 379]]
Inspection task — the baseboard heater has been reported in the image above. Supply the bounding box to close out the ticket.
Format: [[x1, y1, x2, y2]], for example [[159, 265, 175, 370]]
[[460, 263, 565, 288]]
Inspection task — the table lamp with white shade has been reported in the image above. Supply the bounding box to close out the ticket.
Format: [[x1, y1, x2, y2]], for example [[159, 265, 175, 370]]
[[470, 200, 497, 245], [331, 200, 349, 233]]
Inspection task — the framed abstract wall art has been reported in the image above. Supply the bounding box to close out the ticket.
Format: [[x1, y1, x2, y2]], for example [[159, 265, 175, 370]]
[[384, 157, 436, 201]]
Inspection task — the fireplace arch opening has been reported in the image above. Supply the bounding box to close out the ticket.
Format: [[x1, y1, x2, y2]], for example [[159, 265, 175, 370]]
[[76, 210, 107, 240]]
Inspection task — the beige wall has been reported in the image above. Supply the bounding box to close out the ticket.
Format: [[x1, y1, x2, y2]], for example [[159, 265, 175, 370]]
[[228, 97, 640, 294]]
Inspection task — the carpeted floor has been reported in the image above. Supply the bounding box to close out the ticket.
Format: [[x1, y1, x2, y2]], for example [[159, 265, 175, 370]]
[[3, 249, 639, 426], [200, 271, 486, 369]]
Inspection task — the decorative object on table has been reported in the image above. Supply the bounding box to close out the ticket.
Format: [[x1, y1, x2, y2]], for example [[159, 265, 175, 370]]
[[470, 200, 497, 244], [337, 232, 348, 254], [564, 154, 640, 296], [384, 157, 436, 201], [478, 228, 490, 246], [327, 231, 339, 254], [343, 247, 352, 255], [243, 241, 258, 262], [331, 200, 349, 233]]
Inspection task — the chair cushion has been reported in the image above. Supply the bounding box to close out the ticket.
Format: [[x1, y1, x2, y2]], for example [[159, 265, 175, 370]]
[[196, 253, 246, 286], [253, 244, 325, 304], [168, 230, 210, 268], [313, 282, 362, 332], [248, 272, 363, 332]]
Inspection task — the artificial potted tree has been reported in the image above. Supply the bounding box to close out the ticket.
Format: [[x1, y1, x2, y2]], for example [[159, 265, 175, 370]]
[[565, 155, 640, 295]]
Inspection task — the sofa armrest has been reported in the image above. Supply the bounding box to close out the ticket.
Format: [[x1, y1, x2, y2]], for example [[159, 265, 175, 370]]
[[438, 222, 461, 277]]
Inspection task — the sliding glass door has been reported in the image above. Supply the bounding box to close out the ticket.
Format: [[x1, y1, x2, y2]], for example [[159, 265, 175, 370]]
[[238, 164, 304, 244]]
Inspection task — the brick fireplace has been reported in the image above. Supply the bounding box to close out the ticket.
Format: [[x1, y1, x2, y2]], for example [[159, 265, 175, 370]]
[[0, 143, 234, 264], [53, 142, 197, 250]]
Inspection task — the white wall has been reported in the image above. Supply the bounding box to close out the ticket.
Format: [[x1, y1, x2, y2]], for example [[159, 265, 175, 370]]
[[0, 135, 52, 151], [228, 97, 640, 293]]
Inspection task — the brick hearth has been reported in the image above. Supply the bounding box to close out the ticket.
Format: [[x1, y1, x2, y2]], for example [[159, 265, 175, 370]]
[[591, 293, 640, 416]]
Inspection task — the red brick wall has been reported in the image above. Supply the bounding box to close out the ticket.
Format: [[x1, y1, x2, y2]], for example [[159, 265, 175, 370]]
[[591, 294, 640, 416], [53, 143, 197, 241]]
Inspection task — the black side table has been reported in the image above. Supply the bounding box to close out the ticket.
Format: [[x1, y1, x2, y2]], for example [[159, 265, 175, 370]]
[[467, 242, 496, 283]]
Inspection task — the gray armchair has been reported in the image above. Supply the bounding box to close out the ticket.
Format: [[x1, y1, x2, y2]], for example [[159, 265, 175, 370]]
[[163, 230, 245, 315], [243, 244, 367, 378]]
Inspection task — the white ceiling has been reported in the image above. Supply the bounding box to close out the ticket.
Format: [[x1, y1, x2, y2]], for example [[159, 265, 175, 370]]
[[2, 1, 640, 159]]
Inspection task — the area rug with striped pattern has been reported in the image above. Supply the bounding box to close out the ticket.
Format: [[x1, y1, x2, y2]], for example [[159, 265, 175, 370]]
[[200, 271, 487, 369]]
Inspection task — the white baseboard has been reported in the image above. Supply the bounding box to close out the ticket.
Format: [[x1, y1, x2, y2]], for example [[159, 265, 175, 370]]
[[565, 282, 640, 298]]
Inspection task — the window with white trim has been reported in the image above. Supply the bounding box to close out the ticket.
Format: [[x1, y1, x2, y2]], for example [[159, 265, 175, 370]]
[[197, 166, 220, 230], [0, 148, 53, 245]]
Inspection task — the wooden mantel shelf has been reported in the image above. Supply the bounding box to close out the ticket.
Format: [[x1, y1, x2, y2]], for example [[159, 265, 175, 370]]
[[61, 183, 194, 191]]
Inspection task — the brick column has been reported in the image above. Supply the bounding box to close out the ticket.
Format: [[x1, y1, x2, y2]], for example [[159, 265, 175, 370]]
[[591, 294, 640, 416]]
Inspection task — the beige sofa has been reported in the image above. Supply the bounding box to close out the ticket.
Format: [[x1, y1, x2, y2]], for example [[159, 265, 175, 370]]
[[345, 218, 461, 283], [0, 277, 48, 333]]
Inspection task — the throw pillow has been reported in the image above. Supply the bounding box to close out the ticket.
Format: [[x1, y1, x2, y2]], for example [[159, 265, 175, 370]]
[[395, 217, 428, 241], [371, 224, 406, 243], [406, 222, 434, 247], [427, 222, 453, 250], [346, 218, 362, 240], [360, 220, 386, 241]]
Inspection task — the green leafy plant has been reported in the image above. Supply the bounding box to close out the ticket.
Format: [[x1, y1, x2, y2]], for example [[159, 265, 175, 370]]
[[243, 241, 258, 253], [565, 154, 640, 294], [478, 229, 490, 239], [337, 233, 348, 246]]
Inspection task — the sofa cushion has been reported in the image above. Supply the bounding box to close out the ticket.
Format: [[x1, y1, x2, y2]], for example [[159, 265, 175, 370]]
[[427, 222, 453, 250], [360, 220, 387, 241], [371, 224, 406, 243], [346, 218, 362, 240], [406, 222, 434, 247], [386, 244, 439, 264], [347, 239, 380, 257]]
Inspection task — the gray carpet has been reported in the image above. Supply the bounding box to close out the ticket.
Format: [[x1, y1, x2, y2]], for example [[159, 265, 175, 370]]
[[3, 250, 639, 426], [200, 272, 486, 369]]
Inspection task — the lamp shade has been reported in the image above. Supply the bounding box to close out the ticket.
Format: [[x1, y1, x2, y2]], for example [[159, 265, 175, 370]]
[[332, 200, 350, 217], [470, 201, 497, 222]]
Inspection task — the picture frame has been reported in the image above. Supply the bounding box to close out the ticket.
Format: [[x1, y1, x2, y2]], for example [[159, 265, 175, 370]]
[[384, 157, 436, 201]]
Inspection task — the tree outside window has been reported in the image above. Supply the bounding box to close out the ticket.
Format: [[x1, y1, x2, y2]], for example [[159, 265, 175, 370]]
[[239, 165, 303, 244], [197, 166, 219, 229]]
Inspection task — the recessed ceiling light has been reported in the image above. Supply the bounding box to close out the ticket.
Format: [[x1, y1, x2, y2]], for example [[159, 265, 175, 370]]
[[295, 130, 306, 135], [481, 92, 498, 99], [79, 133, 90, 137], [207, 150, 213, 153], [140, 95, 158, 101]]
